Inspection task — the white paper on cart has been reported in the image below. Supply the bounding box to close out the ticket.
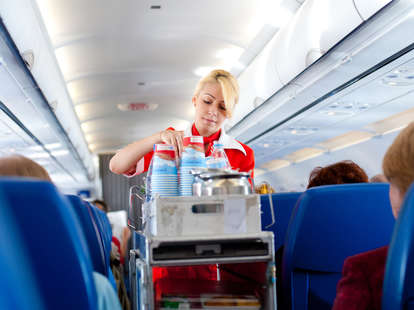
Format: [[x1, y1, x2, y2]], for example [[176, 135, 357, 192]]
[[224, 198, 247, 234]]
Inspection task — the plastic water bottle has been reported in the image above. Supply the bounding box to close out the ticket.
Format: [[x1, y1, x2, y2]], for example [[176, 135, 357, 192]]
[[206, 141, 231, 169], [145, 147, 155, 202]]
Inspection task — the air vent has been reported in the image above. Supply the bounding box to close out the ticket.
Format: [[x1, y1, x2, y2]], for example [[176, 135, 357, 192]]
[[150, 5, 161, 9], [117, 102, 158, 112]]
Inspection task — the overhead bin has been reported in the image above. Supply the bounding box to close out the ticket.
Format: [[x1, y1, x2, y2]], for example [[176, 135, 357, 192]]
[[235, 38, 283, 125], [354, 0, 393, 20], [273, 0, 363, 85], [235, 0, 365, 125], [0, 0, 94, 182]]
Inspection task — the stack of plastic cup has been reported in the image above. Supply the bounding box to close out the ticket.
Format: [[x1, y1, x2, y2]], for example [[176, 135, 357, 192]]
[[150, 144, 179, 197], [179, 136, 206, 196]]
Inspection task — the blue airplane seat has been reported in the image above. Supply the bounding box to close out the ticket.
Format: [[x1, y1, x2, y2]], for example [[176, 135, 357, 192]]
[[89, 205, 112, 262], [0, 188, 45, 310], [88, 203, 116, 290], [382, 183, 414, 309], [0, 178, 98, 310], [100, 210, 113, 248], [66, 195, 107, 276], [282, 183, 395, 310], [261, 192, 302, 252]]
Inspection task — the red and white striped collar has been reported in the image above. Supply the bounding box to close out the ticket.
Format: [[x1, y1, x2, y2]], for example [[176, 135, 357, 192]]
[[184, 125, 246, 156]]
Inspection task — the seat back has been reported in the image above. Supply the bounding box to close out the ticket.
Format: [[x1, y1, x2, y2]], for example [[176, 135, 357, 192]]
[[67, 195, 107, 275], [261, 192, 302, 252], [382, 183, 414, 310], [0, 178, 97, 310], [0, 188, 45, 310], [89, 204, 112, 268], [282, 183, 395, 310]]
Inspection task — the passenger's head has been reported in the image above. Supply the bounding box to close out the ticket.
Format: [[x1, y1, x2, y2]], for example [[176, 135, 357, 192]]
[[307, 160, 368, 189], [93, 199, 109, 213], [369, 174, 388, 183], [192, 69, 239, 136], [382, 122, 414, 218], [0, 155, 51, 181]]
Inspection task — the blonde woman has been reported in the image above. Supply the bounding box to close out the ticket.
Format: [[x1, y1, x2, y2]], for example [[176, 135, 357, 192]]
[[109, 69, 257, 287], [109, 69, 254, 178]]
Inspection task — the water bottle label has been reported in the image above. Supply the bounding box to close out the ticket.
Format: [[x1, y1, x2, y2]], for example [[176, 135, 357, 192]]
[[154, 144, 175, 152], [152, 157, 178, 175]]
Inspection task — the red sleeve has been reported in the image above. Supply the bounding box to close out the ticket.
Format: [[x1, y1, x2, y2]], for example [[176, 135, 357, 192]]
[[332, 256, 371, 310], [123, 127, 175, 177]]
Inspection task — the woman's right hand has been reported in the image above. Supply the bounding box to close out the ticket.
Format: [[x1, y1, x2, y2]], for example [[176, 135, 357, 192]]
[[160, 129, 184, 157]]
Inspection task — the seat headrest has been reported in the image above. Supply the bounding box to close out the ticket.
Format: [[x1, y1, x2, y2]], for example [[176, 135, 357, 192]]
[[0, 177, 97, 310], [285, 183, 395, 272]]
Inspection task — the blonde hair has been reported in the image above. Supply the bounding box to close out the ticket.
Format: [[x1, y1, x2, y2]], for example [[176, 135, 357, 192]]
[[0, 155, 52, 181], [194, 69, 239, 118], [383, 122, 414, 195]]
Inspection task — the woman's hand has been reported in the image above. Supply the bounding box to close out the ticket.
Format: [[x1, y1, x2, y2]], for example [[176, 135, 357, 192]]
[[160, 130, 184, 157]]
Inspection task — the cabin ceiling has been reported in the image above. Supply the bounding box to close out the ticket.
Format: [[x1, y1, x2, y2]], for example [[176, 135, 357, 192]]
[[33, 0, 289, 153]]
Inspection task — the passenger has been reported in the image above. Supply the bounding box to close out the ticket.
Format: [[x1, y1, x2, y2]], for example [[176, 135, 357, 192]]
[[109, 69, 259, 291], [92, 200, 131, 310], [109, 69, 254, 179], [277, 160, 369, 308], [0, 155, 122, 310], [369, 174, 388, 183], [0, 154, 51, 181], [93, 200, 131, 265], [93, 199, 109, 212], [307, 160, 368, 188], [332, 122, 414, 310]]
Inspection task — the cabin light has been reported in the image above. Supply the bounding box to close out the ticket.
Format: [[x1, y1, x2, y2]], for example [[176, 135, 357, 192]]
[[89, 144, 97, 152], [28, 152, 50, 159], [75, 105, 86, 118], [28, 143, 63, 152], [194, 66, 214, 77], [85, 135, 95, 143], [364, 107, 414, 135], [46, 143, 62, 150], [35, 1, 60, 38], [263, 143, 270, 148], [317, 131, 374, 152], [254, 168, 266, 177], [284, 148, 325, 163], [51, 150, 70, 157], [80, 122, 94, 134], [260, 159, 290, 171]]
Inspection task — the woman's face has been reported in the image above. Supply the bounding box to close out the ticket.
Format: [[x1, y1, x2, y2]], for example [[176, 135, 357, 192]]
[[389, 182, 404, 219], [193, 82, 228, 136]]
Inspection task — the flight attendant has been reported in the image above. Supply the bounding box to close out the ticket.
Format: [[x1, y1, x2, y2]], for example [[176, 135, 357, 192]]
[[109, 69, 258, 285], [109, 69, 254, 179]]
